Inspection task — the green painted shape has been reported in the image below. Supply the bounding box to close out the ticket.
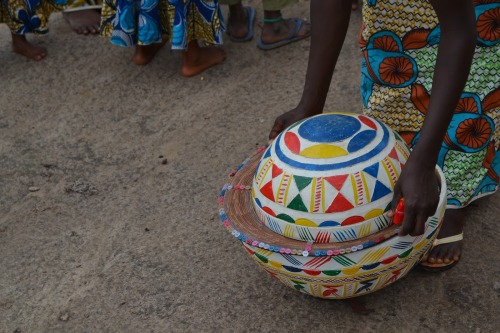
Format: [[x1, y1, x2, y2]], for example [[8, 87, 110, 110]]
[[398, 247, 413, 259], [276, 213, 295, 223], [294, 175, 313, 192], [297, 227, 314, 242], [333, 255, 356, 267], [287, 194, 308, 212], [255, 253, 269, 263], [291, 280, 306, 290], [427, 216, 439, 228], [322, 270, 342, 276]]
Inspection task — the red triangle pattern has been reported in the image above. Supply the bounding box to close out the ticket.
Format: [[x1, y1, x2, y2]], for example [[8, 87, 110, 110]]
[[324, 175, 349, 191], [272, 164, 283, 178], [260, 181, 275, 202], [388, 147, 399, 162], [325, 192, 354, 213]]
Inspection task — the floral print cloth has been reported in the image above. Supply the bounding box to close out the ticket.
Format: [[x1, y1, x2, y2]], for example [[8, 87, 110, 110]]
[[360, 0, 500, 208], [100, 0, 224, 49], [0, 0, 67, 34]]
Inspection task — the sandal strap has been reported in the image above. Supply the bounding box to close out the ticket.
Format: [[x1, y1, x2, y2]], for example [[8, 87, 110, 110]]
[[432, 233, 463, 246], [263, 16, 283, 23]]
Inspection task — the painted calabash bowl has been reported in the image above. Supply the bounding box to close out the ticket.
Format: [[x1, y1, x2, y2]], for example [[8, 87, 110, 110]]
[[252, 112, 410, 242], [218, 112, 447, 299]]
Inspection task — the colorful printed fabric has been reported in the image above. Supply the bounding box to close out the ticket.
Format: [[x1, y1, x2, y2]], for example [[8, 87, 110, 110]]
[[65, 0, 101, 11], [0, 0, 67, 34], [100, 0, 224, 49], [360, 0, 500, 208]]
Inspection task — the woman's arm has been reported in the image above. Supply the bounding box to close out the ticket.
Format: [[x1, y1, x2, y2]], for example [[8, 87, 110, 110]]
[[394, 0, 477, 236], [269, 0, 352, 140]]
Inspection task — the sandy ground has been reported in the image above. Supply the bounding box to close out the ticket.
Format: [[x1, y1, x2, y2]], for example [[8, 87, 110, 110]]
[[1, 1, 499, 332]]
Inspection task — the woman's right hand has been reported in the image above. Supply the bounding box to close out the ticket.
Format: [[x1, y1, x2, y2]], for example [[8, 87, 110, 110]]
[[269, 105, 321, 141]]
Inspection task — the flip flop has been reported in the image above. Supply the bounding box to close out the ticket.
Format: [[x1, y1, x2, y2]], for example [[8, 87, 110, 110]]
[[227, 6, 256, 43], [256, 17, 310, 51], [419, 233, 463, 272]]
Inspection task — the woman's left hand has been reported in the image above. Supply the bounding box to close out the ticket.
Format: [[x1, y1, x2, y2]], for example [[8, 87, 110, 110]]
[[389, 151, 440, 236]]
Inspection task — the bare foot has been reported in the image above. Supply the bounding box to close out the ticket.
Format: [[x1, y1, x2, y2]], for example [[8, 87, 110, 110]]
[[227, 3, 249, 39], [63, 9, 101, 35], [181, 40, 226, 77], [260, 17, 310, 45], [352, 0, 359, 10], [11, 33, 47, 61], [133, 42, 166, 65], [421, 209, 464, 266]]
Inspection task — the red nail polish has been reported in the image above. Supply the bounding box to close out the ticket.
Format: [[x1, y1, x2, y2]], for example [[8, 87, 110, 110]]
[[393, 199, 404, 225]]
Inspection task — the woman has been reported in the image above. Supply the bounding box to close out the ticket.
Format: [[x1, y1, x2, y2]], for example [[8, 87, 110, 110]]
[[100, 0, 226, 76], [269, 0, 499, 271]]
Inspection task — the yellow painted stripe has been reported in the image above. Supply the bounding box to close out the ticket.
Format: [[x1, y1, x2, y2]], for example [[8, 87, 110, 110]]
[[310, 177, 316, 212], [284, 224, 295, 238], [350, 175, 358, 206], [361, 172, 371, 203], [359, 224, 371, 238], [283, 173, 291, 206], [260, 160, 273, 188], [381, 159, 395, 188], [358, 247, 390, 265]]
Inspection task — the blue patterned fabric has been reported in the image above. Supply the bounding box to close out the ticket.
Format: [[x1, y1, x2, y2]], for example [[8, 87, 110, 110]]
[[102, 0, 224, 49]]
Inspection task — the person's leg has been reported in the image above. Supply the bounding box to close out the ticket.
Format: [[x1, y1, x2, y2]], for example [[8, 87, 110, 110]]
[[11, 33, 47, 61], [63, 0, 102, 35], [221, 0, 250, 40], [420, 208, 464, 268], [133, 41, 166, 65], [260, 0, 310, 46], [63, 9, 101, 35], [181, 40, 226, 77]]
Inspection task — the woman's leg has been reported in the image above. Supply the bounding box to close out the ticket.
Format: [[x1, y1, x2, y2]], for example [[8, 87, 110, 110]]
[[181, 40, 226, 77], [133, 42, 166, 65], [11, 33, 47, 61]]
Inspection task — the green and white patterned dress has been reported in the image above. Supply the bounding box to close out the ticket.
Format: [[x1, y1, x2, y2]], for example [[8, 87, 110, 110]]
[[359, 0, 500, 208]]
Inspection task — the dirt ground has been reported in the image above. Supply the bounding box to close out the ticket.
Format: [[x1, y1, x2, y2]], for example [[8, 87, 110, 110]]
[[1, 1, 499, 332]]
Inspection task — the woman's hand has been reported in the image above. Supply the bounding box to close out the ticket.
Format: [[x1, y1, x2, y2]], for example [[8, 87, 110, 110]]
[[269, 104, 321, 141], [390, 150, 440, 236]]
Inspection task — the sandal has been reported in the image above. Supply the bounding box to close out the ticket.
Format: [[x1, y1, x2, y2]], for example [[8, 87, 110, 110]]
[[256, 17, 310, 50], [419, 233, 463, 272], [227, 6, 256, 43]]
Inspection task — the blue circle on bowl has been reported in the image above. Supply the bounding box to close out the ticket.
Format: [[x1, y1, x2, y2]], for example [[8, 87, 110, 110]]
[[298, 114, 361, 143]]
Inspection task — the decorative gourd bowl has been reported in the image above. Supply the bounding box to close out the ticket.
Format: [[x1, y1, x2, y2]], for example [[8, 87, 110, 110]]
[[219, 112, 446, 299]]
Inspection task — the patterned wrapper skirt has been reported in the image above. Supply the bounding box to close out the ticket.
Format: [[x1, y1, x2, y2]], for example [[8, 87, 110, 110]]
[[100, 0, 224, 50], [0, 0, 102, 34], [0, 0, 67, 34], [359, 0, 500, 208]]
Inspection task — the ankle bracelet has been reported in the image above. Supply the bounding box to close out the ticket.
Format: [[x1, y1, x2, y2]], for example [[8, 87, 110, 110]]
[[263, 16, 283, 23]]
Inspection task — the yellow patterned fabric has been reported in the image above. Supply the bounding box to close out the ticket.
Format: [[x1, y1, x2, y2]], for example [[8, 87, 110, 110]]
[[0, 0, 67, 34], [359, 0, 500, 208], [65, 0, 101, 11]]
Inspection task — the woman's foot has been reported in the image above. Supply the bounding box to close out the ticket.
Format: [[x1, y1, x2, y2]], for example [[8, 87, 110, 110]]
[[133, 42, 166, 65], [11, 34, 47, 61], [181, 41, 226, 77], [260, 15, 310, 45], [420, 209, 464, 268], [352, 0, 359, 11], [63, 9, 101, 35], [227, 3, 250, 40]]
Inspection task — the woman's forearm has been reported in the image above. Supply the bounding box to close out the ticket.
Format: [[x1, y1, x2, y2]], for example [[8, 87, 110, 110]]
[[298, 0, 352, 113], [413, 0, 477, 167]]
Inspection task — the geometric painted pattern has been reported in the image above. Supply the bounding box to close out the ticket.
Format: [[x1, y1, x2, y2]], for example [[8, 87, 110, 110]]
[[252, 113, 411, 239]]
